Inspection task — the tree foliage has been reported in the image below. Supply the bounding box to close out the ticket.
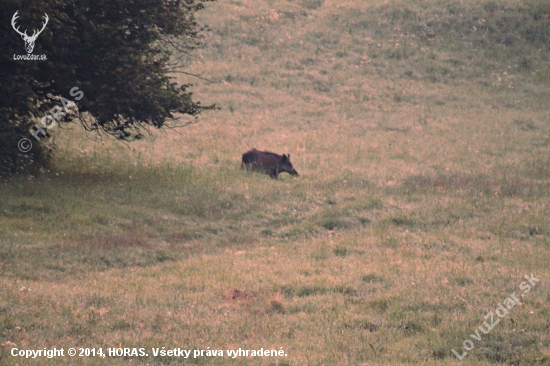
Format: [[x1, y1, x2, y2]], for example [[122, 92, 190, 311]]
[[0, 0, 215, 174]]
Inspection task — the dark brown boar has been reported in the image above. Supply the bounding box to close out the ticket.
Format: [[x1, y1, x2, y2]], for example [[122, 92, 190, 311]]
[[241, 148, 299, 178]]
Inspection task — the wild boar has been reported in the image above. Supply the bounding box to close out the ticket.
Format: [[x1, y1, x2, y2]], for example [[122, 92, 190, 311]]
[[241, 148, 299, 178]]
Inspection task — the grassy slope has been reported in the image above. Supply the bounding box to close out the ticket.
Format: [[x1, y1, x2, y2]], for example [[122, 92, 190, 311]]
[[1, 0, 550, 364]]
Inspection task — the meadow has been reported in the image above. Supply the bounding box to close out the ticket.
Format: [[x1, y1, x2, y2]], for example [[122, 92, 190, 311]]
[[1, 0, 549, 364]]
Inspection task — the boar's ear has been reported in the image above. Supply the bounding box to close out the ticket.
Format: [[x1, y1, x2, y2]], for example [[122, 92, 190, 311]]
[[281, 154, 288, 162], [288, 154, 290, 159]]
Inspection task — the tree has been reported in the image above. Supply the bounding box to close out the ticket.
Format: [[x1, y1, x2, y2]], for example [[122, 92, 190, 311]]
[[0, 0, 215, 174]]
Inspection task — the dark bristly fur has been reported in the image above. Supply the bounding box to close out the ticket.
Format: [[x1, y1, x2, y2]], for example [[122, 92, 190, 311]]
[[241, 148, 299, 178]]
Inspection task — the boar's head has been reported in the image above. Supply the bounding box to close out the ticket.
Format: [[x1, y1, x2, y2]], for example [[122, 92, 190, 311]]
[[279, 154, 299, 176]]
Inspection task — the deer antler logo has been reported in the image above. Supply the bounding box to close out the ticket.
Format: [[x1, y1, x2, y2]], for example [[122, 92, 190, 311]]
[[11, 11, 49, 54]]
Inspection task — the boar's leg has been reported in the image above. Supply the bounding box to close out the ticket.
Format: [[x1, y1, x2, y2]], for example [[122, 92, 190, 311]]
[[268, 168, 279, 179]]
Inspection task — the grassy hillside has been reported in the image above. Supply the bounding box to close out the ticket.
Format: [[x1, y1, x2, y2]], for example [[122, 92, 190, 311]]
[[1, 0, 549, 364]]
